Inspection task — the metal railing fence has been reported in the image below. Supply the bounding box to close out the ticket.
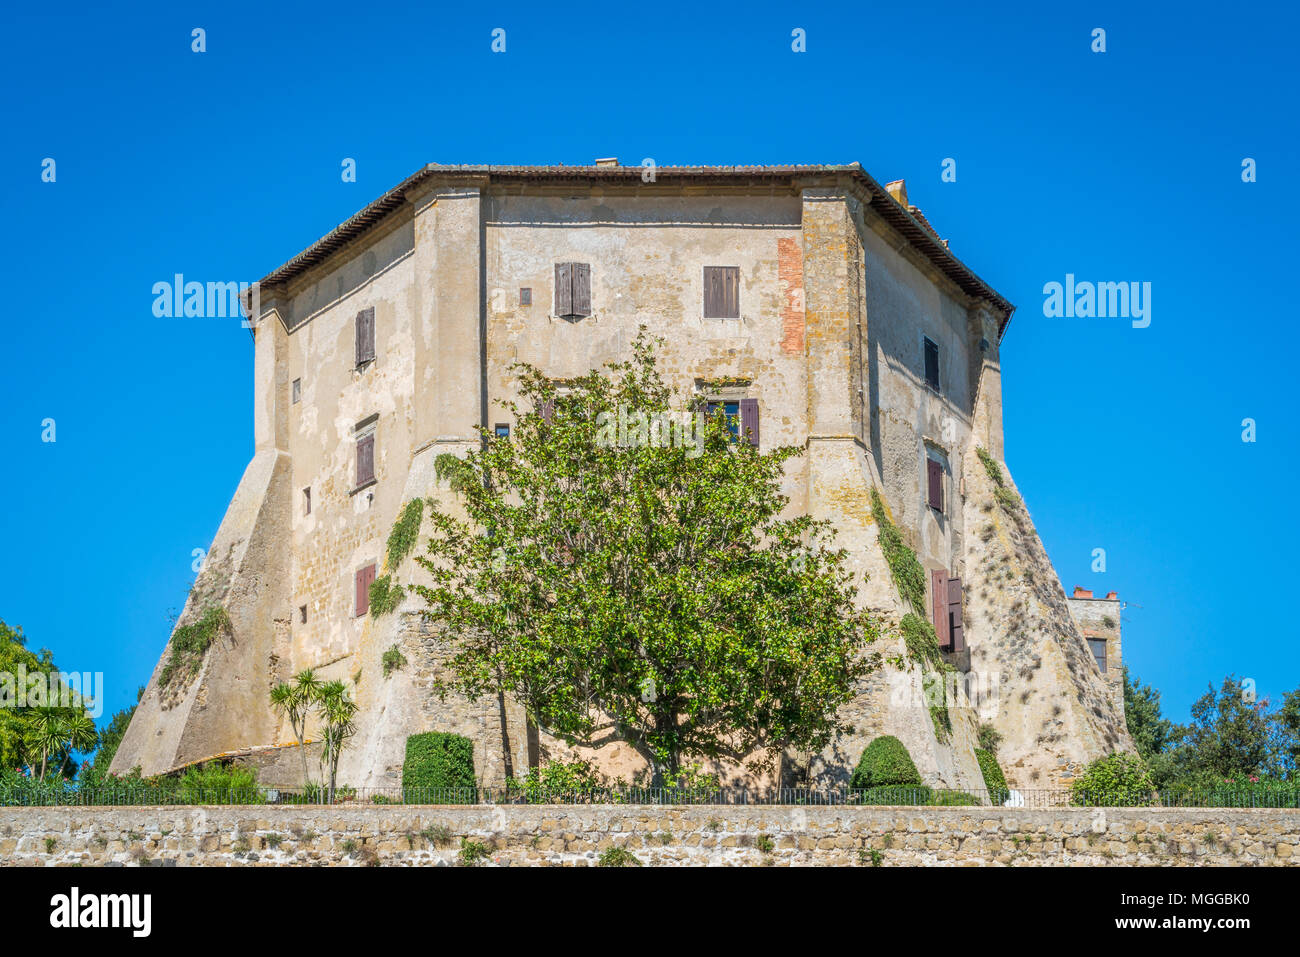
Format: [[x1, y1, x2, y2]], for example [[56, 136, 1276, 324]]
[[3, 785, 1298, 809]]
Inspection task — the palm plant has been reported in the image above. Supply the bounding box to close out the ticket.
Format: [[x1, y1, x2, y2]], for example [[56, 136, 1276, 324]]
[[26, 707, 98, 780], [316, 681, 357, 803], [270, 669, 320, 788]]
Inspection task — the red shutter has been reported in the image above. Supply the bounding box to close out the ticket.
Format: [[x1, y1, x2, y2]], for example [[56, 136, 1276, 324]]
[[739, 398, 760, 447], [357, 433, 375, 486], [931, 568, 951, 650], [947, 576, 964, 652], [555, 263, 572, 316], [572, 263, 591, 316], [355, 307, 375, 365], [356, 564, 376, 617], [926, 459, 943, 511]]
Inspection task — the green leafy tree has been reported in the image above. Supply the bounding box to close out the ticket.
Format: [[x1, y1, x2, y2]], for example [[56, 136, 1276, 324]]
[[1274, 687, 1300, 778], [1123, 668, 1173, 760], [1173, 675, 1271, 783], [411, 332, 879, 782], [26, 707, 97, 780], [1070, 752, 1156, 806]]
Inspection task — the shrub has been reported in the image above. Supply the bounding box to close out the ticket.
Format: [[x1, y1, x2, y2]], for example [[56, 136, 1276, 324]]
[[851, 736, 923, 790], [177, 762, 262, 805], [508, 759, 606, 803], [1070, 752, 1156, 807], [929, 790, 981, 806], [974, 748, 1009, 804], [381, 644, 408, 677], [402, 732, 476, 801], [597, 845, 641, 867], [159, 606, 232, 688], [458, 837, 490, 866], [976, 723, 1002, 756]]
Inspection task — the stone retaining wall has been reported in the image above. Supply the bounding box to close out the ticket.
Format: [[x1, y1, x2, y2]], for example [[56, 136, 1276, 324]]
[[2, 805, 1297, 866]]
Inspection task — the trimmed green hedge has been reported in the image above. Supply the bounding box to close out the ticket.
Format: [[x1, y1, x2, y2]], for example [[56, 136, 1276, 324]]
[[1070, 752, 1156, 807], [850, 735, 922, 790], [974, 748, 1009, 804], [402, 733, 476, 798]]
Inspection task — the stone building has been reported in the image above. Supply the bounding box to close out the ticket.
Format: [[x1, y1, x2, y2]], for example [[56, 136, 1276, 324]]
[[111, 162, 1132, 793]]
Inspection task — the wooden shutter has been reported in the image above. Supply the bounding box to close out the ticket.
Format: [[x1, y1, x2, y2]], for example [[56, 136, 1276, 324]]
[[947, 576, 964, 652], [739, 398, 760, 447], [932, 568, 951, 650], [923, 337, 939, 391], [572, 263, 591, 316], [927, 458, 943, 511], [704, 266, 739, 318], [356, 307, 375, 365], [555, 263, 573, 317], [356, 433, 375, 486], [356, 564, 376, 617]]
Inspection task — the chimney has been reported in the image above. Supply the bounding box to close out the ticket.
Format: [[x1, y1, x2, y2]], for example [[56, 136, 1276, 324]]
[[1072, 586, 1093, 599], [885, 179, 908, 207], [1105, 591, 1118, 600], [595, 157, 619, 168]]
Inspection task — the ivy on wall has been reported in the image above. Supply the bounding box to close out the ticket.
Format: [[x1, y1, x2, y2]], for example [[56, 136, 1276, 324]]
[[869, 488, 926, 617], [976, 447, 1021, 513], [386, 498, 425, 569]]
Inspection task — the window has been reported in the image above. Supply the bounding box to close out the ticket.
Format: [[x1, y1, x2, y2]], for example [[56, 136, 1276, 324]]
[[554, 263, 591, 319], [926, 458, 943, 512], [355, 307, 375, 367], [704, 397, 760, 447], [299, 604, 308, 624], [519, 288, 532, 306], [292, 378, 301, 404], [303, 487, 311, 515], [494, 423, 510, 439], [923, 337, 940, 391], [355, 564, 376, 617], [703, 266, 740, 319], [1088, 638, 1107, 672], [354, 416, 377, 489], [931, 571, 964, 652]]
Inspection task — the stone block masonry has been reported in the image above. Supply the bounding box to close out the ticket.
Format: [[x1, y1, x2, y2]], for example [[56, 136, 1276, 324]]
[[2, 806, 1296, 867]]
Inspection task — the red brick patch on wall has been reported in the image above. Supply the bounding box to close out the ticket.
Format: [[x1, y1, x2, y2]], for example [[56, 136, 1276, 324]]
[[778, 237, 805, 355]]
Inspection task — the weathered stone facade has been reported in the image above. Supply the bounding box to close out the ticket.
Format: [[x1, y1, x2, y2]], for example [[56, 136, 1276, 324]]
[[4, 805, 1296, 867], [111, 162, 1132, 791]]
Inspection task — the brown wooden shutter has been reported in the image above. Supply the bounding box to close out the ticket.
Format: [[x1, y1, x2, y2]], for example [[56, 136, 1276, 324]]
[[357, 433, 375, 486], [739, 398, 760, 447], [555, 263, 572, 317], [927, 459, 943, 511], [356, 307, 375, 365], [947, 576, 964, 652], [932, 568, 951, 650], [572, 263, 591, 316], [356, 563, 376, 617], [704, 267, 740, 318]]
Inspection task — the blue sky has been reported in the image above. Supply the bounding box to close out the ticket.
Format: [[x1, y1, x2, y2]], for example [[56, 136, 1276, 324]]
[[1, 0, 1296, 732]]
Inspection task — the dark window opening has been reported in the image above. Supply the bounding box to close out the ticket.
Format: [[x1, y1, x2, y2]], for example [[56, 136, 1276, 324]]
[[520, 288, 532, 306], [292, 378, 302, 404], [923, 337, 940, 391], [1088, 638, 1107, 672], [494, 423, 510, 439], [299, 605, 307, 624], [303, 487, 311, 515]]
